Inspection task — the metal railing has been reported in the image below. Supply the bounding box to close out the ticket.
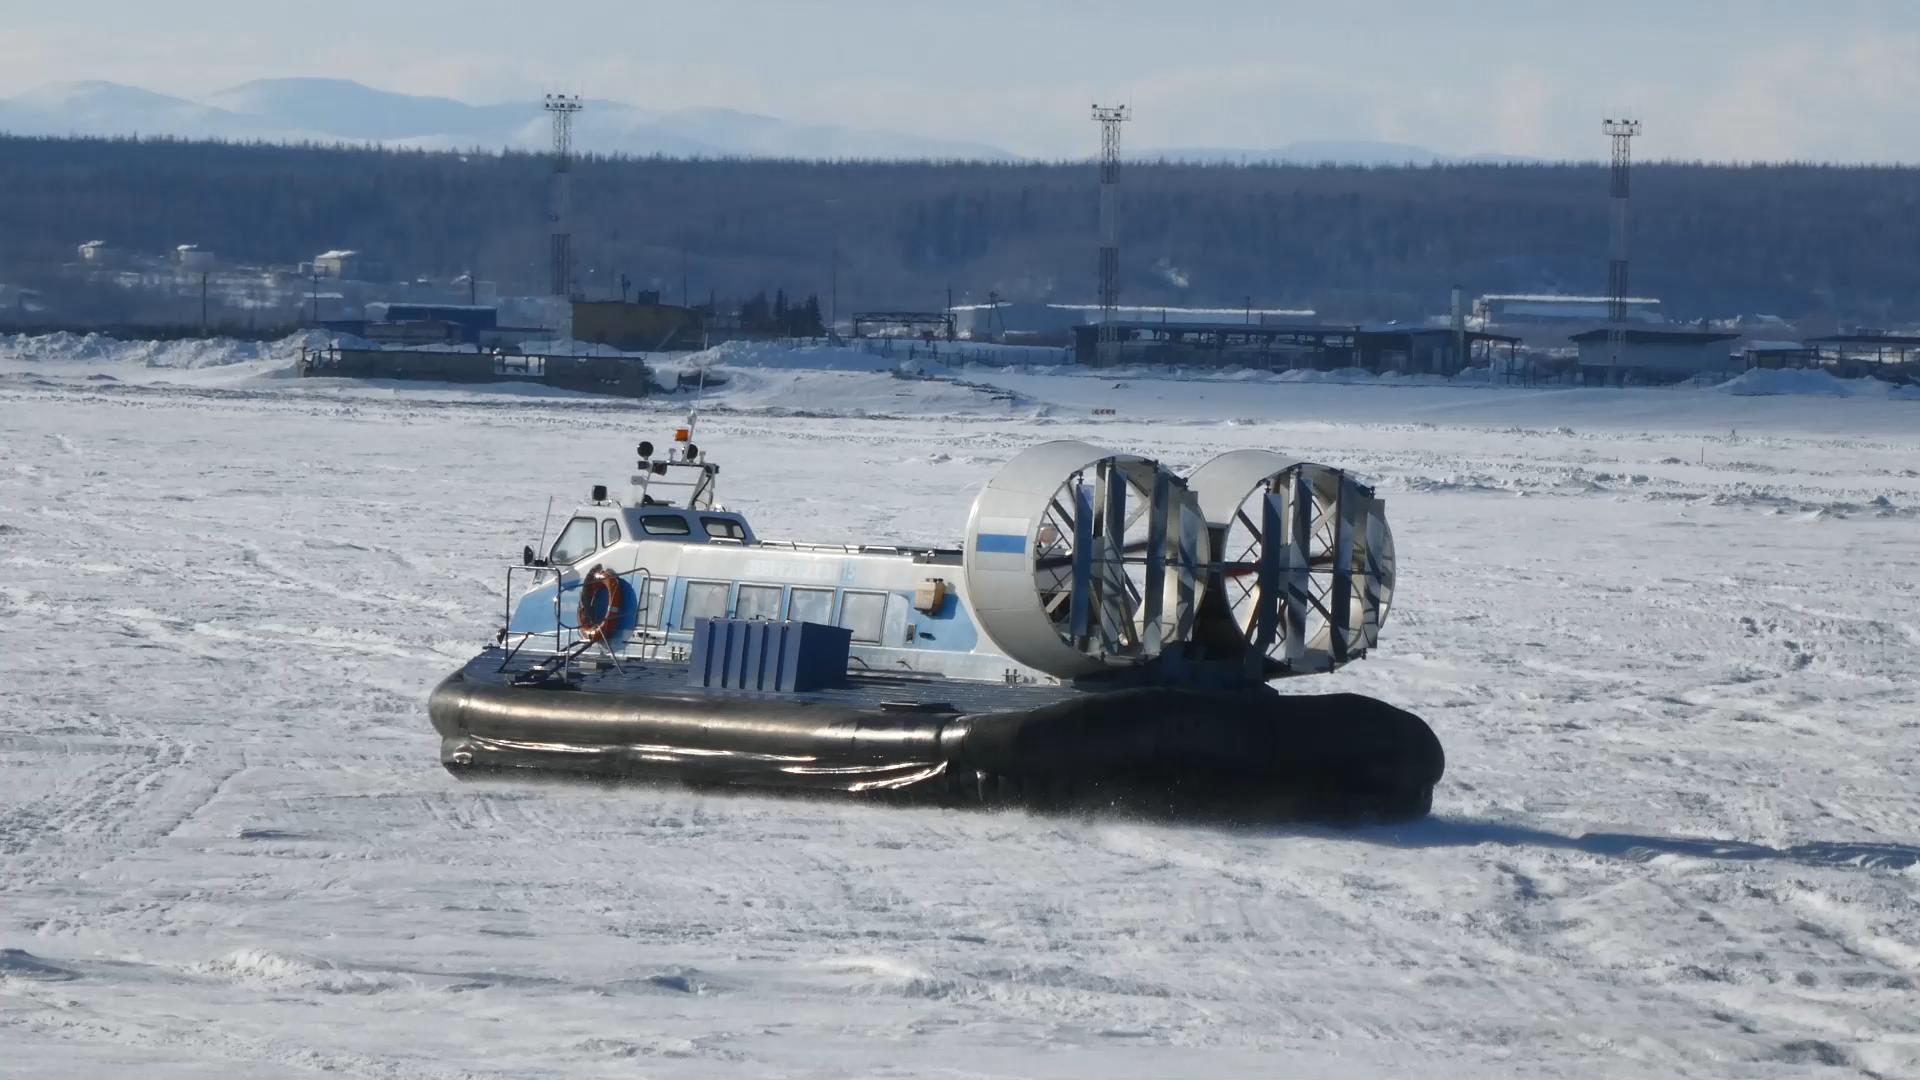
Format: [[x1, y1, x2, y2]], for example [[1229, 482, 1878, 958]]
[[496, 563, 678, 677], [754, 538, 951, 558]]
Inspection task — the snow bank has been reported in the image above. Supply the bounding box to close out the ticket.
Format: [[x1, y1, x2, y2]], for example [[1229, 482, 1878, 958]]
[[503, 337, 633, 358], [0, 331, 1036, 417], [0, 330, 330, 370], [10, 331, 1916, 413], [650, 341, 1050, 416], [686, 339, 900, 372], [0, 948, 79, 982], [1714, 367, 1920, 400], [1273, 366, 1462, 386], [496, 338, 1068, 371], [197, 948, 406, 995], [991, 358, 1920, 403], [691, 366, 1039, 418], [997, 362, 1476, 388], [937, 341, 1073, 365]]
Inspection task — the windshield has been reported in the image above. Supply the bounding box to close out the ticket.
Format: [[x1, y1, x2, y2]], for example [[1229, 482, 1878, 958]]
[[549, 516, 599, 565]]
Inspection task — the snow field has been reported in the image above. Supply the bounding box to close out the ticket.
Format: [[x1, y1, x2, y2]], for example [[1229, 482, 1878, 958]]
[[0, 341, 1918, 1078]]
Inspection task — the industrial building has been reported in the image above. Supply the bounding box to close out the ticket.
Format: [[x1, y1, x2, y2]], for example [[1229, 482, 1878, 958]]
[[320, 303, 546, 349], [851, 311, 955, 340], [362, 302, 498, 344], [955, 302, 1316, 342], [1803, 333, 1920, 377], [1366, 327, 1521, 374], [1073, 321, 1518, 373], [1072, 321, 1351, 368], [77, 240, 117, 264], [312, 249, 381, 281], [571, 298, 705, 351], [1568, 328, 1741, 383], [1746, 333, 1920, 383], [1475, 294, 1660, 324], [174, 244, 215, 271]]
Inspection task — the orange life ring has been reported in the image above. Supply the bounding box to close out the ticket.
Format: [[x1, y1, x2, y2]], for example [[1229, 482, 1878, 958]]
[[576, 565, 626, 643]]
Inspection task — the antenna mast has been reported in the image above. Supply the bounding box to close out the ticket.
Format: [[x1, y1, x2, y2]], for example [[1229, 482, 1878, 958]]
[[1092, 104, 1129, 361], [545, 93, 584, 299]]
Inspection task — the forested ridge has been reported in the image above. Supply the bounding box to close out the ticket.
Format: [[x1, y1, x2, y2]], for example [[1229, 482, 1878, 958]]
[[4, 133, 1919, 322]]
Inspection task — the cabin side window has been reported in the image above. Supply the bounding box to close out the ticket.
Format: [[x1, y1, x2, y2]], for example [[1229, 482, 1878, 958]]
[[701, 516, 747, 541], [787, 587, 833, 626], [735, 584, 782, 621], [641, 514, 692, 536], [601, 519, 622, 547], [682, 581, 729, 625], [839, 590, 887, 644], [550, 516, 599, 565]]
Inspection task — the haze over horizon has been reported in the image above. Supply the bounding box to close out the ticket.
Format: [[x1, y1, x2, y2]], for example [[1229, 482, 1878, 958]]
[[4, 0, 1919, 163]]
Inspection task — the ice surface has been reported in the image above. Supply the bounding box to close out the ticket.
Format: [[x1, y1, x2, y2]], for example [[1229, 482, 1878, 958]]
[[2, 336, 1918, 1078]]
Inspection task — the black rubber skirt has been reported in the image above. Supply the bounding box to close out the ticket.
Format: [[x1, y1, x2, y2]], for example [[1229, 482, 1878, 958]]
[[428, 672, 1444, 823]]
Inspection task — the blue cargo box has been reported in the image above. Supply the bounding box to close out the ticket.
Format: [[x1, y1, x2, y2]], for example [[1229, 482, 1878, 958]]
[[689, 618, 852, 693]]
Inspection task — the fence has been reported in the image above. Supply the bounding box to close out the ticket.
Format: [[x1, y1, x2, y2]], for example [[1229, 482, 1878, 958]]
[[851, 337, 1071, 367], [298, 346, 654, 397]]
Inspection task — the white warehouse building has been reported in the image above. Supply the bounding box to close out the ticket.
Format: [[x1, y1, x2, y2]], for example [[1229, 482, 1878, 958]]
[[1477, 294, 1660, 324]]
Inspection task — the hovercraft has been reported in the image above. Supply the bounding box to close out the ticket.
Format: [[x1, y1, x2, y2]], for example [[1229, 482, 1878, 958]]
[[428, 425, 1443, 821]]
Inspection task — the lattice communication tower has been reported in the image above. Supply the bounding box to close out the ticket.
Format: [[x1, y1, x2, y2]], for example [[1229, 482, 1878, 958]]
[[1093, 104, 1129, 354], [1603, 117, 1641, 327], [545, 93, 584, 298]]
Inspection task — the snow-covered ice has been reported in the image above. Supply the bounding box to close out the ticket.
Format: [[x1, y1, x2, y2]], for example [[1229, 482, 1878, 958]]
[[2, 336, 1918, 1078]]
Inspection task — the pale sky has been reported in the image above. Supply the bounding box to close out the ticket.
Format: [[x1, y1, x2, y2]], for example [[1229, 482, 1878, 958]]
[[4, 0, 1918, 161]]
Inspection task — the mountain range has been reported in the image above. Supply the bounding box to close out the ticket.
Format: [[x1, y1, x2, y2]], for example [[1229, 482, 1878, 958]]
[[0, 78, 1020, 160], [0, 77, 1519, 164]]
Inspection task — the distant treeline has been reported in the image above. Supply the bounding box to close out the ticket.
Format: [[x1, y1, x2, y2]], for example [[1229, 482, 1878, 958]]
[[4, 133, 1919, 322]]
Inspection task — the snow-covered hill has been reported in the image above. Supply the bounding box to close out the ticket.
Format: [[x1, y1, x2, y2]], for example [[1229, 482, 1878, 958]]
[[205, 78, 535, 144], [0, 77, 1018, 160], [0, 85, 1532, 164], [0, 81, 273, 141]]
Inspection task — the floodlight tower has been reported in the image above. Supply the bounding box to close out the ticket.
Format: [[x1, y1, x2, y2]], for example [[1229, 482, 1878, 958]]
[[1602, 116, 1641, 362], [1092, 104, 1129, 356], [545, 93, 584, 298]]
